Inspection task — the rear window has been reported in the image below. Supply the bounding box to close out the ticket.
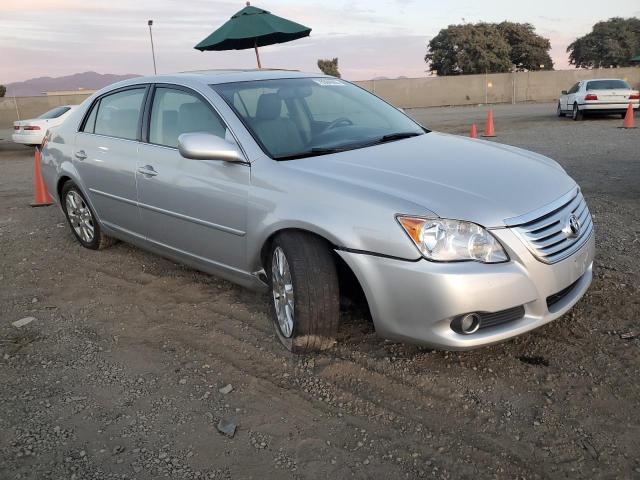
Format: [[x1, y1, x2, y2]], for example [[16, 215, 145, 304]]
[[38, 107, 71, 119], [89, 88, 145, 140], [586, 80, 630, 91]]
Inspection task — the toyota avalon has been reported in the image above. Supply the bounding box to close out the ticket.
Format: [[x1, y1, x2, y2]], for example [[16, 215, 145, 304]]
[[40, 70, 595, 353]]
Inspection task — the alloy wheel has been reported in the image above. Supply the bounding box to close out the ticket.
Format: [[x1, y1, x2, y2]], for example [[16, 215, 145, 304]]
[[271, 246, 294, 338], [66, 190, 95, 243]]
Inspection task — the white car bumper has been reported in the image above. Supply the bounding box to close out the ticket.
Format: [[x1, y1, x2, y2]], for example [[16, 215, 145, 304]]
[[12, 131, 44, 145], [580, 101, 639, 111]]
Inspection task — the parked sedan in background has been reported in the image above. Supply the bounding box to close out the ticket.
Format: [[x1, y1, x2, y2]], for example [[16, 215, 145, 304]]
[[40, 71, 594, 354], [12, 105, 77, 146], [558, 79, 639, 120]]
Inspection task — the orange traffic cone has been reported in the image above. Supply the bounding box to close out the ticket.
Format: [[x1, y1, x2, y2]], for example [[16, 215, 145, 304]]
[[31, 147, 54, 207], [482, 110, 496, 137], [621, 103, 636, 129], [469, 123, 478, 138]]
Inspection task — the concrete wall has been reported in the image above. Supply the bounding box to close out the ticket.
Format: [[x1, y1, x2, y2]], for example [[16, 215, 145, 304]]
[[0, 93, 92, 129], [355, 67, 640, 109], [2, 68, 639, 129]]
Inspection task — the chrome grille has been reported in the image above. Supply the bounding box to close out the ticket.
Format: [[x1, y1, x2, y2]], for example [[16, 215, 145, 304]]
[[506, 188, 593, 264]]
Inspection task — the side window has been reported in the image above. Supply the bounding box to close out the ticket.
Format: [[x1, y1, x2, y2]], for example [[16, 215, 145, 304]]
[[82, 101, 99, 133], [149, 87, 226, 148], [568, 83, 580, 94], [93, 88, 145, 140]]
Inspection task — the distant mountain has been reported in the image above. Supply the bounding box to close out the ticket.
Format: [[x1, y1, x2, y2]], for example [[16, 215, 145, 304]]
[[5, 71, 140, 97]]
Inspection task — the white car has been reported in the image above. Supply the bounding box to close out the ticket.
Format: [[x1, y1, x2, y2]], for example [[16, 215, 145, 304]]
[[558, 79, 639, 121], [12, 105, 77, 146]]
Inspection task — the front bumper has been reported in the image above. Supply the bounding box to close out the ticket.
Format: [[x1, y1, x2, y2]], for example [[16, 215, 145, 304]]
[[336, 228, 595, 350]]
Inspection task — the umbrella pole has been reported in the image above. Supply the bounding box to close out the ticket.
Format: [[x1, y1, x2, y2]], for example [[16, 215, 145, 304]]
[[254, 41, 262, 69]]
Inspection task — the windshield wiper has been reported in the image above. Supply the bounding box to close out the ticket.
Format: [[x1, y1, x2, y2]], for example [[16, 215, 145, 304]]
[[274, 146, 350, 161], [274, 142, 381, 160], [273, 132, 425, 161], [379, 131, 423, 142]]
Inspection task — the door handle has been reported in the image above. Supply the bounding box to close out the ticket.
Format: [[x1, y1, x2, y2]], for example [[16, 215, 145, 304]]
[[137, 165, 158, 177], [74, 150, 87, 160]]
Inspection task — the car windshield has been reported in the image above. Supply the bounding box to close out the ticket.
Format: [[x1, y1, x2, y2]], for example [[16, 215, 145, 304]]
[[586, 80, 630, 91], [38, 106, 71, 119], [212, 77, 426, 159]]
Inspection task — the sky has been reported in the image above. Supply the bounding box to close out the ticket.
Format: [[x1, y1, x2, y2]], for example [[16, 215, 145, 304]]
[[2, 0, 639, 84]]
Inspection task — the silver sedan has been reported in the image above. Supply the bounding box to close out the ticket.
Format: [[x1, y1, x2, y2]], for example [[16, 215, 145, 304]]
[[41, 70, 594, 353]]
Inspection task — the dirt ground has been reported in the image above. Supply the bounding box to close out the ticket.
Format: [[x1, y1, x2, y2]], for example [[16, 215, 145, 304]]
[[1, 104, 639, 479]]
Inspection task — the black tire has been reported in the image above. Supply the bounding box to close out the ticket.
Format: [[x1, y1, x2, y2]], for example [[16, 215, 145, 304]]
[[267, 231, 339, 353], [572, 103, 582, 121], [61, 181, 115, 250], [557, 102, 565, 117]]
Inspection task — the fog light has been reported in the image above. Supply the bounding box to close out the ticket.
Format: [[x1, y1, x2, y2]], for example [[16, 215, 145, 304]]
[[451, 313, 481, 335]]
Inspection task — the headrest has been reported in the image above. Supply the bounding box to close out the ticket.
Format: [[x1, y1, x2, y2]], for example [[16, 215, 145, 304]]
[[255, 93, 282, 121], [179, 102, 213, 132]]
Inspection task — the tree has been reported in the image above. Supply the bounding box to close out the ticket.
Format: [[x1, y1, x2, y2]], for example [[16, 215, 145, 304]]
[[567, 17, 640, 68], [317, 58, 341, 78], [497, 22, 553, 71], [425, 22, 553, 75], [0, 85, 5, 97]]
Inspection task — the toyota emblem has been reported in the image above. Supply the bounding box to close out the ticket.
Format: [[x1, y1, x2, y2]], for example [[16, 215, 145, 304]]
[[564, 214, 581, 238]]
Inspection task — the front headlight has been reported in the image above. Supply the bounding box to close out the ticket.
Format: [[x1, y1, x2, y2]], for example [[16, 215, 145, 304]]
[[397, 216, 509, 263]]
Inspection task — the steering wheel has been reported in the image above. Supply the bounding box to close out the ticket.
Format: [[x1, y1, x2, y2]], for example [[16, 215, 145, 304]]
[[325, 117, 354, 130]]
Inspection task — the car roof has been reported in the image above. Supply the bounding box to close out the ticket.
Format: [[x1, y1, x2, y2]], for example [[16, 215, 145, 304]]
[[104, 69, 330, 91], [584, 78, 630, 83]]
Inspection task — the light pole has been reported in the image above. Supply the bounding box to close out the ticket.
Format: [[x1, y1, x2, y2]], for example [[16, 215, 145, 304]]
[[148, 20, 157, 75]]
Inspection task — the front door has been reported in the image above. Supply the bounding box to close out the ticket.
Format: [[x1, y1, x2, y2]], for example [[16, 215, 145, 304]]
[[73, 86, 148, 237], [136, 85, 250, 273]]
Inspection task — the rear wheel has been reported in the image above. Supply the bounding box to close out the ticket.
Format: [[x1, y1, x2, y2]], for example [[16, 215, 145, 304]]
[[572, 103, 582, 121], [61, 181, 115, 250], [557, 102, 565, 117], [267, 232, 339, 353]]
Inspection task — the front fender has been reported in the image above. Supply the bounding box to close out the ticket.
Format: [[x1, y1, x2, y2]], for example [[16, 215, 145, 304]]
[[246, 159, 428, 272]]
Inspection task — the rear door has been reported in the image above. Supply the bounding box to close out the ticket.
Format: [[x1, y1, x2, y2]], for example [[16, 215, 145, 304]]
[[565, 82, 580, 109], [136, 84, 250, 273], [74, 86, 148, 237]]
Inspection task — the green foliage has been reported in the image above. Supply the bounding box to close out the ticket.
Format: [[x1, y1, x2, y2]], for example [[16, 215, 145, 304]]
[[317, 58, 341, 78], [0, 85, 6, 97], [425, 22, 553, 75], [567, 17, 640, 68], [497, 22, 553, 71]]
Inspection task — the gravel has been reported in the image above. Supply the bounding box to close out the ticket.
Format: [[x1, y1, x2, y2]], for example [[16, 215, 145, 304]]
[[1, 104, 639, 479]]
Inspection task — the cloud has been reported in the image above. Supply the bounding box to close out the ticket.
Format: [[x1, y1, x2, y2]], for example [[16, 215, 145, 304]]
[[3, 0, 640, 84]]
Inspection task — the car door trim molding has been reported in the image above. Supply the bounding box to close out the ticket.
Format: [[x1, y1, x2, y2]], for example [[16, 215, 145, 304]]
[[89, 188, 138, 207], [91, 187, 246, 236], [137, 201, 246, 237]]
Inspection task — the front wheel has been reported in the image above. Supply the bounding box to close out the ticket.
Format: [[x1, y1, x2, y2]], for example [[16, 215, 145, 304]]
[[557, 102, 565, 117], [267, 232, 339, 353]]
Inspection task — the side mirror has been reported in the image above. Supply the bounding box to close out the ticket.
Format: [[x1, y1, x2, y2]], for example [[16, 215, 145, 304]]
[[561, 90, 568, 95], [178, 132, 245, 163]]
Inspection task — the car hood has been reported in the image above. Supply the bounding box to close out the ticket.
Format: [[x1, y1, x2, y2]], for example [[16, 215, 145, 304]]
[[285, 132, 576, 228]]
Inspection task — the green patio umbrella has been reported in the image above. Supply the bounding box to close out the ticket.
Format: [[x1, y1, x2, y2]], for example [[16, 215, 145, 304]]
[[194, 2, 311, 69]]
